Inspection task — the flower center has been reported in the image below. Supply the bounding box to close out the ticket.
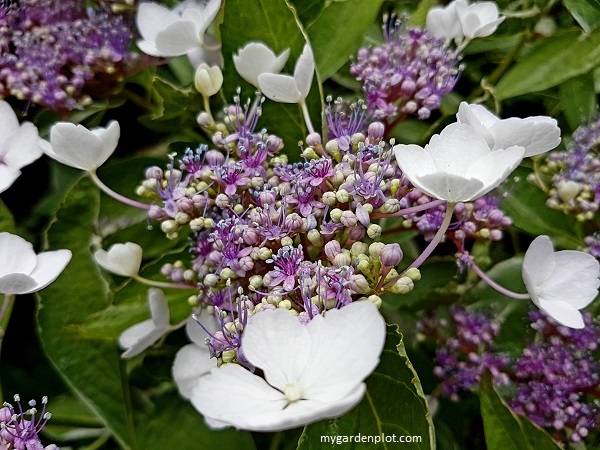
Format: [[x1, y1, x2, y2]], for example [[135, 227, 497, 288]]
[[283, 381, 303, 403]]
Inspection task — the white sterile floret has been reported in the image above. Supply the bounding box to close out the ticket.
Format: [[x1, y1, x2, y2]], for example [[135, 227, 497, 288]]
[[40, 121, 120, 172], [172, 313, 219, 398], [394, 122, 524, 202], [94, 242, 143, 277], [522, 235, 600, 329], [189, 301, 386, 431], [119, 289, 170, 358], [0, 100, 44, 193], [0, 232, 71, 295], [456, 102, 561, 157], [194, 64, 223, 96], [257, 43, 314, 104], [136, 0, 221, 63], [233, 42, 290, 89], [427, 0, 504, 40]]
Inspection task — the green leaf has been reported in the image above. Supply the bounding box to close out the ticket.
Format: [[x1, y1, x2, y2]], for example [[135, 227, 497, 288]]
[[501, 167, 581, 247], [0, 199, 15, 233], [305, 0, 385, 80], [135, 390, 256, 450], [289, 0, 324, 27], [558, 74, 598, 130], [494, 28, 600, 99], [298, 325, 434, 449], [37, 177, 137, 449], [563, 0, 600, 33], [407, 0, 440, 28], [480, 372, 561, 450]]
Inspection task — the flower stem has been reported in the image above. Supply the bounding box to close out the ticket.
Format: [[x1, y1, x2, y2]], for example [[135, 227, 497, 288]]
[[300, 100, 315, 135], [371, 199, 446, 219], [89, 171, 151, 210], [132, 275, 197, 290], [203, 94, 214, 123], [470, 262, 530, 300], [0, 294, 15, 341]]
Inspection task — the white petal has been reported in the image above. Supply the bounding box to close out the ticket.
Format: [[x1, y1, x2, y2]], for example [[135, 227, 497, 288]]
[[242, 309, 312, 392], [47, 123, 107, 171], [0, 274, 39, 295], [258, 73, 301, 103], [0, 100, 20, 134], [299, 301, 385, 402], [186, 313, 219, 346], [3, 122, 42, 170], [455, 102, 496, 147], [536, 299, 585, 329], [119, 320, 168, 358], [426, 4, 462, 39], [522, 236, 556, 299], [414, 172, 485, 202], [136, 39, 166, 57], [155, 20, 202, 56], [187, 37, 223, 68], [233, 43, 289, 88], [148, 288, 170, 327], [490, 116, 561, 157], [22, 250, 72, 294], [463, 144, 524, 198], [172, 343, 215, 398], [0, 232, 37, 277], [136, 2, 178, 43], [90, 121, 120, 167], [394, 144, 437, 181], [94, 242, 143, 277], [0, 166, 21, 194], [200, 0, 221, 25], [294, 44, 314, 99]]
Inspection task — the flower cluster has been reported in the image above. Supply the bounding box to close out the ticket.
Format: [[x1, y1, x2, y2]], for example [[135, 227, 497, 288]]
[[0, 395, 57, 450], [350, 15, 461, 123], [510, 311, 599, 443], [417, 307, 509, 400], [0, 0, 136, 114]]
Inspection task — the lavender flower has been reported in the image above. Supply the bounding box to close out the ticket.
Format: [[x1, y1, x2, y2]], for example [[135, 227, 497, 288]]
[[0, 395, 57, 450]]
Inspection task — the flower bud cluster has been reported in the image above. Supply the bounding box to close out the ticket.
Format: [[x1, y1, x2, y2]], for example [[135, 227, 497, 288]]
[[510, 311, 599, 444], [0, 0, 137, 114], [417, 307, 509, 401], [350, 15, 461, 124]]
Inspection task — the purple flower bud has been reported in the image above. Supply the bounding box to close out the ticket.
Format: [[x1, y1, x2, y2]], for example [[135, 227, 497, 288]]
[[306, 133, 322, 147], [146, 166, 163, 180], [380, 243, 403, 267], [324, 240, 341, 261], [205, 150, 225, 167], [367, 122, 385, 140]]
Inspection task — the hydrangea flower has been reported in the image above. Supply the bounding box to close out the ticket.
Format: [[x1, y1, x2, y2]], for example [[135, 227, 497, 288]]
[[394, 122, 524, 202], [94, 242, 143, 277], [119, 289, 170, 358], [0, 101, 43, 193], [426, 0, 505, 41], [522, 235, 600, 328], [40, 121, 120, 172], [0, 232, 71, 295], [233, 42, 290, 89], [189, 301, 386, 431], [0, 395, 58, 450]]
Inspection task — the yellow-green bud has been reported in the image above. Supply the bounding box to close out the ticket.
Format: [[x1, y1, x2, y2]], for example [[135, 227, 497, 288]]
[[220, 268, 235, 280], [281, 236, 294, 247], [321, 191, 337, 206], [203, 274, 220, 287], [278, 300, 292, 310], [233, 204, 244, 215], [175, 211, 190, 224], [369, 242, 385, 258], [190, 218, 204, 232], [333, 253, 352, 268], [335, 189, 350, 203], [307, 229, 324, 246], [362, 203, 373, 214], [301, 147, 318, 159], [330, 208, 343, 222], [194, 64, 223, 96], [249, 275, 263, 289], [356, 259, 370, 273], [367, 223, 382, 239], [367, 294, 382, 308], [161, 220, 178, 234], [392, 277, 414, 294], [404, 267, 421, 281], [221, 349, 236, 363], [351, 242, 369, 256], [188, 295, 199, 306], [258, 248, 273, 260]]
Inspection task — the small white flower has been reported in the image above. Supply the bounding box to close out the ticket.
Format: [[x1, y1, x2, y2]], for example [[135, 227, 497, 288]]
[[456, 102, 561, 157], [172, 313, 219, 398], [40, 121, 120, 172], [233, 42, 290, 89], [136, 0, 221, 61], [194, 64, 223, 96], [394, 122, 524, 202], [258, 44, 314, 104], [0, 232, 71, 295], [94, 242, 143, 277], [189, 301, 386, 432], [0, 101, 44, 193], [522, 235, 600, 329], [427, 0, 504, 41], [119, 289, 170, 358]]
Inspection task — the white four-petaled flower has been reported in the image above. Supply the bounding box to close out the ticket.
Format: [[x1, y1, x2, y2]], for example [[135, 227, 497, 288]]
[[136, 0, 221, 67], [119, 288, 171, 358], [427, 0, 505, 41], [257, 44, 314, 104], [94, 242, 143, 277], [522, 235, 600, 329], [456, 102, 561, 157], [40, 121, 120, 172], [0, 232, 71, 295], [233, 42, 290, 89], [189, 301, 386, 431], [394, 122, 524, 202], [0, 101, 44, 193]]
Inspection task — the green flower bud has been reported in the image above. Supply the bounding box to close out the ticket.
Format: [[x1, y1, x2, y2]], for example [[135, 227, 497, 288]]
[[278, 300, 292, 310], [367, 223, 382, 239], [367, 294, 382, 308], [161, 220, 178, 234], [203, 274, 220, 287], [220, 268, 235, 280], [333, 253, 352, 268], [369, 242, 385, 258], [335, 189, 350, 203], [307, 229, 324, 246], [249, 275, 263, 289], [321, 191, 337, 206], [194, 64, 223, 96], [351, 242, 369, 256], [404, 268, 421, 281], [281, 236, 294, 247], [330, 208, 343, 222]]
